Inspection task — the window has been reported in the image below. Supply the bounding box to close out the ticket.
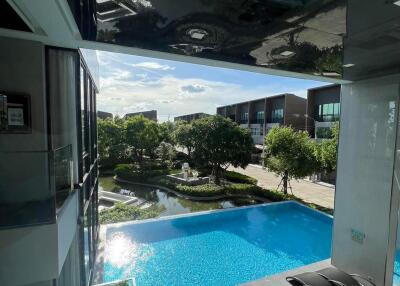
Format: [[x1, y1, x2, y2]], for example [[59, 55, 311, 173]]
[[241, 112, 248, 123], [316, 102, 340, 122], [271, 108, 284, 123], [255, 111, 264, 124], [251, 127, 260, 136]]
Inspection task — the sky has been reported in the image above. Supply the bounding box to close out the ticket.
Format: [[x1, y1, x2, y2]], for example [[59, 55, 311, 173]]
[[97, 51, 328, 122]]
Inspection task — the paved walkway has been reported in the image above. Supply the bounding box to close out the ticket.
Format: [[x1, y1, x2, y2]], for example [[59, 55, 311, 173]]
[[228, 164, 335, 209]]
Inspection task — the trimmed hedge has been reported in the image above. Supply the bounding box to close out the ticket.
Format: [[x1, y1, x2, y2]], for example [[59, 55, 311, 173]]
[[175, 184, 225, 197], [114, 164, 169, 182], [223, 171, 258, 185]]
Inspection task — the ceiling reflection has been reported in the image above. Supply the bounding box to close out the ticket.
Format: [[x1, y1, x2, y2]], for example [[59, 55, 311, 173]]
[[94, 0, 346, 79]]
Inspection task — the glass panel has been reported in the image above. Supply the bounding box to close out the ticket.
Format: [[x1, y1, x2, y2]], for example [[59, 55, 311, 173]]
[[80, 66, 86, 154], [84, 210, 91, 284], [0, 151, 55, 228], [52, 145, 73, 209], [0, 145, 73, 228]]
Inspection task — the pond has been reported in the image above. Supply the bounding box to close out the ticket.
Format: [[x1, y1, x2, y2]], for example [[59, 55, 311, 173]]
[[99, 176, 262, 217]]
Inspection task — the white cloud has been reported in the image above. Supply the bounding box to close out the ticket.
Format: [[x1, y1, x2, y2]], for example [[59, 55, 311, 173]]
[[96, 52, 317, 121], [132, 62, 175, 71]]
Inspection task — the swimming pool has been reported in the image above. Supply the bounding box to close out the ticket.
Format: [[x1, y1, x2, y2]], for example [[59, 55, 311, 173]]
[[101, 201, 333, 286]]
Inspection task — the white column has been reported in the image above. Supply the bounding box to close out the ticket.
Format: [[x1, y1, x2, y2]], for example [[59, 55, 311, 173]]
[[332, 75, 400, 286]]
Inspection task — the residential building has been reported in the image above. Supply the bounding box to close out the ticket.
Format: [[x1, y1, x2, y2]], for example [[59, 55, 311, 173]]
[[97, 111, 113, 120], [123, 110, 157, 121], [217, 94, 306, 145], [0, 38, 99, 286], [174, 112, 211, 123], [306, 84, 341, 139], [1, 1, 400, 286]]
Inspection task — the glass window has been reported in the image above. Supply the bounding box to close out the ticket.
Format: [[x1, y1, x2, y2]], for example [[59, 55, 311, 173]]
[[271, 108, 283, 123], [318, 103, 340, 122], [241, 112, 248, 122], [255, 111, 264, 124]]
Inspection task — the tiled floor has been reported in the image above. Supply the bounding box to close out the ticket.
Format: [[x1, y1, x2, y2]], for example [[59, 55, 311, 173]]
[[241, 259, 331, 286], [228, 165, 335, 209]]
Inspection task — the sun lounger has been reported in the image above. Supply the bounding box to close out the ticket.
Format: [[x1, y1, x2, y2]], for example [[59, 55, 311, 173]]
[[286, 266, 376, 286]]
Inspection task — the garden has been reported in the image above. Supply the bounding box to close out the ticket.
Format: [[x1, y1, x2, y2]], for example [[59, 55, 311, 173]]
[[98, 114, 337, 223]]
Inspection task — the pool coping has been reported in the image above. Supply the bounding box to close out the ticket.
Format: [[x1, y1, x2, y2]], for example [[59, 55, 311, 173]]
[[94, 201, 333, 284]]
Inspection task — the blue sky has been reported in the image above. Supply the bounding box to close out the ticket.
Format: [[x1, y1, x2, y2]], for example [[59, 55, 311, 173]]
[[97, 51, 328, 122]]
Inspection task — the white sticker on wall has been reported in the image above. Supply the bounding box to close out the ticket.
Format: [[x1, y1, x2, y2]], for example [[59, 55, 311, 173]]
[[8, 108, 24, 126]]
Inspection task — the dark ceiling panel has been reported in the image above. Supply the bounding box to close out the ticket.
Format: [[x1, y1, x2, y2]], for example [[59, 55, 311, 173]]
[[0, 2, 31, 33], [68, 0, 400, 81], [91, 0, 346, 79]]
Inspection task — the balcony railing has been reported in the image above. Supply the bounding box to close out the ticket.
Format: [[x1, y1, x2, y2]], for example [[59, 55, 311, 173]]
[[0, 145, 74, 229]]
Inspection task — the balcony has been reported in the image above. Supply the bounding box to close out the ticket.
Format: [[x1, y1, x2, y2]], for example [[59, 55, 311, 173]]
[[0, 145, 74, 228]]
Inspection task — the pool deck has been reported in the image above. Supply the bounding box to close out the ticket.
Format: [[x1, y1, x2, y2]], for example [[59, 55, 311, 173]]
[[241, 259, 332, 286]]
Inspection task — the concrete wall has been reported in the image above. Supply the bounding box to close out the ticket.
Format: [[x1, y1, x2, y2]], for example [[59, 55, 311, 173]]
[[332, 75, 400, 286], [0, 192, 79, 286], [0, 37, 51, 211], [0, 36, 47, 151]]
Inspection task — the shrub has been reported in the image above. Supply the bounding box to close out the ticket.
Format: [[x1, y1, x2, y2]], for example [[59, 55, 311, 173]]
[[175, 184, 225, 197], [252, 187, 290, 202], [114, 163, 169, 182], [224, 171, 257, 185], [100, 203, 164, 224], [225, 183, 261, 195]]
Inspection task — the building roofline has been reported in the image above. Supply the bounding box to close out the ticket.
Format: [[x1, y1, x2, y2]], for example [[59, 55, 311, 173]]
[[174, 112, 211, 118], [216, 93, 298, 108]]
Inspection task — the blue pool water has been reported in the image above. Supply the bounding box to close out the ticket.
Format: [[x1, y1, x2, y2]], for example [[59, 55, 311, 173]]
[[103, 201, 333, 286]]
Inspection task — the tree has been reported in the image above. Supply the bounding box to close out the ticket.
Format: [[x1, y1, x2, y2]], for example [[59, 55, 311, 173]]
[[315, 123, 339, 173], [159, 121, 176, 145], [192, 115, 253, 184], [173, 121, 196, 157], [125, 115, 161, 162], [263, 126, 318, 194], [97, 118, 127, 166], [155, 141, 176, 165]]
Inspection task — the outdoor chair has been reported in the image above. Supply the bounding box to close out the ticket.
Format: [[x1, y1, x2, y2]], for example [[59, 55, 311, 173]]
[[286, 266, 376, 286]]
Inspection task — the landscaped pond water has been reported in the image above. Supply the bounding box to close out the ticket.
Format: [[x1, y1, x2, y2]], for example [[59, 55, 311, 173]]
[[99, 176, 262, 217]]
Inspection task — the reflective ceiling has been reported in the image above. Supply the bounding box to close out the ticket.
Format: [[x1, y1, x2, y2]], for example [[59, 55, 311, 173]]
[[91, 0, 346, 79], [0, 2, 31, 33], [66, 0, 400, 81]]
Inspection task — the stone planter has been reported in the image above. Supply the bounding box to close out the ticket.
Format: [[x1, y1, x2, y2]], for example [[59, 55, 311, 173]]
[[166, 173, 209, 186]]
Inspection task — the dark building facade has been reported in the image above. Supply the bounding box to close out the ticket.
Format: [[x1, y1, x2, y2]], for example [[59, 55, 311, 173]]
[[306, 84, 341, 139], [97, 110, 113, 120], [124, 110, 157, 121], [174, 112, 211, 123], [217, 94, 306, 144]]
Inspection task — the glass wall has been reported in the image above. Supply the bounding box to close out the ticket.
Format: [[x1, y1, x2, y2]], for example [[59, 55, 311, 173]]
[[271, 108, 283, 123], [254, 111, 264, 124], [79, 56, 99, 286], [240, 112, 249, 123], [315, 102, 340, 122]]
